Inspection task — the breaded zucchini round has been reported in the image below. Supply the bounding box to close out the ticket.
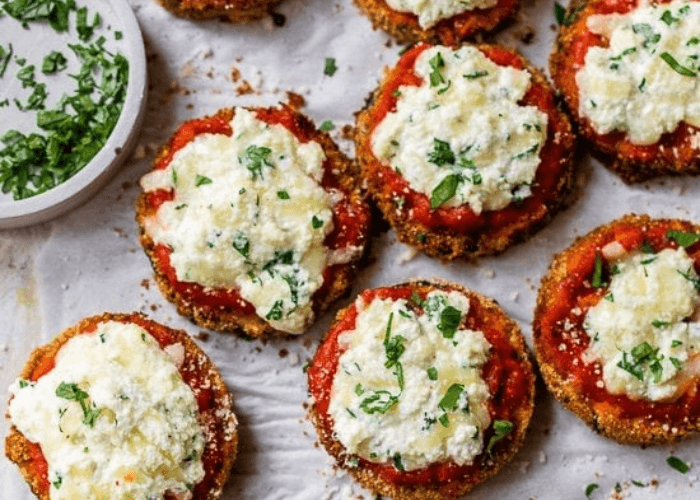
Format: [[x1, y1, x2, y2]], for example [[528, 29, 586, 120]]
[[5, 313, 238, 500], [353, 0, 519, 44], [533, 214, 700, 444], [356, 43, 576, 260], [155, 0, 280, 22], [136, 106, 371, 338], [551, 0, 700, 182], [307, 280, 535, 500]]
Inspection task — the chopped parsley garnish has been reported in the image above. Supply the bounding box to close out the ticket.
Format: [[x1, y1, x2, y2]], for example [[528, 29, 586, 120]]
[[41, 50, 67, 74], [428, 52, 446, 87], [554, 2, 583, 24], [438, 383, 464, 412], [277, 190, 290, 200], [591, 253, 606, 288], [430, 174, 459, 209], [383, 312, 406, 390], [463, 70, 488, 79], [671, 340, 683, 348], [632, 23, 661, 48], [427, 138, 455, 166], [115, 30, 123, 40], [393, 453, 405, 471], [232, 232, 249, 258], [638, 77, 646, 92], [677, 268, 700, 289], [610, 47, 636, 60], [617, 341, 663, 382], [512, 143, 539, 161], [585, 483, 599, 497], [660, 10, 679, 25], [195, 174, 212, 187], [311, 215, 323, 229], [262, 249, 294, 275], [0, 43, 11, 78], [437, 305, 461, 339], [652, 319, 671, 328], [76, 6, 101, 42], [52, 472, 62, 490], [660, 52, 696, 77], [266, 300, 284, 320], [688, 37, 700, 46], [667, 230, 700, 247], [3, 0, 76, 31], [670, 357, 682, 369], [359, 389, 399, 414], [240, 145, 273, 180], [318, 120, 334, 132], [346, 408, 357, 418], [55, 382, 101, 428], [427, 367, 438, 381], [324, 57, 338, 76], [487, 419, 513, 453], [667, 456, 690, 474]]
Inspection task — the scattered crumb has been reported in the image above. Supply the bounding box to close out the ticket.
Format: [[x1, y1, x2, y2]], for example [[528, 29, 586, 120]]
[[517, 26, 535, 44], [132, 144, 147, 160], [288, 351, 300, 366], [511, 290, 520, 301], [194, 331, 210, 341], [286, 91, 306, 110], [235, 81, 254, 95], [149, 304, 158, 312], [140, 279, 150, 290], [202, 49, 213, 59], [230, 67, 241, 83], [482, 268, 495, 279], [538, 451, 547, 463], [341, 124, 354, 140], [397, 246, 418, 264], [278, 348, 289, 358]]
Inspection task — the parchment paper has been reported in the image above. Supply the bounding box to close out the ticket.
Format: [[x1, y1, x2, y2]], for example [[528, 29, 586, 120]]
[[1, 0, 700, 498]]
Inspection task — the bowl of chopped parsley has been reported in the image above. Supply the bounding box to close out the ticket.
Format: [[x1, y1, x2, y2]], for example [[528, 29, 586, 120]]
[[0, 0, 147, 228]]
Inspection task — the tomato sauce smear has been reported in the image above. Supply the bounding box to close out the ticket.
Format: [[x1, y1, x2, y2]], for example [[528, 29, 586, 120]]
[[307, 283, 533, 488], [537, 218, 700, 423], [557, 0, 700, 166], [142, 107, 370, 323], [365, 43, 572, 235], [23, 314, 229, 498]]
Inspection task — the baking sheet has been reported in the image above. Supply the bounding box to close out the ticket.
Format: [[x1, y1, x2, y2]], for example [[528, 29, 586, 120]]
[[1, 0, 700, 498]]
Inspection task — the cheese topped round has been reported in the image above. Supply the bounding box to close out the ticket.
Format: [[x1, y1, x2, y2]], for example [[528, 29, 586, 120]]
[[140, 108, 335, 334], [576, 0, 700, 145], [371, 46, 548, 215], [583, 247, 700, 401], [8, 321, 205, 500], [328, 291, 492, 470], [384, 0, 498, 28]]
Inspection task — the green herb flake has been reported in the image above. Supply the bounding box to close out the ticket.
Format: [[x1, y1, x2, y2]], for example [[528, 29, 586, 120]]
[[354, 383, 364, 396], [42, 51, 67, 74], [195, 174, 212, 187], [652, 319, 671, 328], [632, 480, 645, 487], [277, 190, 290, 200], [555, 2, 583, 24], [311, 216, 324, 229], [671, 340, 683, 348], [585, 483, 599, 497], [670, 357, 682, 369], [667, 230, 700, 247], [438, 383, 464, 412], [115, 31, 123, 40], [55, 382, 101, 428], [463, 70, 488, 79], [487, 420, 513, 453], [266, 300, 284, 320], [324, 57, 338, 76], [319, 120, 334, 132], [438, 413, 450, 427], [427, 138, 455, 166], [241, 145, 273, 180], [427, 367, 438, 381], [438, 305, 462, 339], [0, 43, 14, 78], [52, 473, 62, 490], [430, 174, 460, 209], [591, 253, 606, 288], [232, 232, 249, 259], [667, 456, 690, 474], [660, 10, 679, 25], [76, 7, 101, 42], [393, 453, 405, 471], [633, 23, 661, 48], [359, 390, 399, 414], [660, 52, 697, 77], [638, 77, 646, 92], [346, 408, 357, 418], [688, 37, 700, 46], [428, 52, 446, 87]]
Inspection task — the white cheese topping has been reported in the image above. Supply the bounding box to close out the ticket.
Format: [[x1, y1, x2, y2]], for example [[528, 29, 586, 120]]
[[8, 321, 205, 500], [371, 46, 548, 215], [384, 0, 498, 29], [328, 291, 492, 470], [140, 108, 334, 334], [577, 0, 700, 145], [584, 247, 700, 401]]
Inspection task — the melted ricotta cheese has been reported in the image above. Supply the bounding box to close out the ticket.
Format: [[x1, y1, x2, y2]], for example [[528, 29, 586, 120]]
[[140, 108, 334, 334], [583, 247, 700, 401], [328, 291, 492, 470], [577, 0, 700, 145], [384, 0, 498, 29], [8, 321, 204, 500], [371, 46, 548, 214]]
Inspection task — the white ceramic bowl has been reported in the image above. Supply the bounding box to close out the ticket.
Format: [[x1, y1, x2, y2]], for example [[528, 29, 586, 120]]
[[0, 0, 147, 229]]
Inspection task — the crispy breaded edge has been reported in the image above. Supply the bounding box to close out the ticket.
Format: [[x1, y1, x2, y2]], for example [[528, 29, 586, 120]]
[[135, 106, 369, 338], [550, 0, 700, 183], [355, 44, 577, 261], [352, 0, 517, 44], [156, 0, 280, 22], [5, 312, 238, 500], [533, 213, 700, 445], [308, 278, 536, 500]]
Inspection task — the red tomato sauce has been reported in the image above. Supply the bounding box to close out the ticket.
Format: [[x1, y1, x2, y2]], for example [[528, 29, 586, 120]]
[[307, 284, 532, 487], [143, 107, 370, 321], [537, 220, 700, 421], [562, 0, 700, 164], [366, 43, 571, 234], [25, 315, 225, 497]]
